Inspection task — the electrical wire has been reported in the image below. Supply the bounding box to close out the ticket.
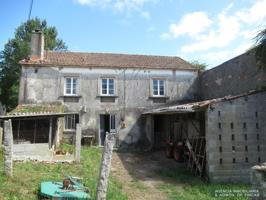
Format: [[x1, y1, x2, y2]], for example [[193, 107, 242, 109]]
[[28, 0, 34, 21]]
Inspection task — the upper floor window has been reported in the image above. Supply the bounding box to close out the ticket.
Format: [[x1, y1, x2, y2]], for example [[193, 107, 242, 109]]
[[153, 79, 165, 96], [65, 77, 78, 95], [101, 78, 114, 96]]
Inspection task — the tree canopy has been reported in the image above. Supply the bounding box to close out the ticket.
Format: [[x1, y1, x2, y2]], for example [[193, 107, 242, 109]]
[[255, 28, 266, 69], [190, 60, 207, 72], [0, 18, 67, 111]]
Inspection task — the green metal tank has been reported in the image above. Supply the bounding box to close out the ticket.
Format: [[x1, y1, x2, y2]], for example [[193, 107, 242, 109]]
[[39, 176, 91, 199]]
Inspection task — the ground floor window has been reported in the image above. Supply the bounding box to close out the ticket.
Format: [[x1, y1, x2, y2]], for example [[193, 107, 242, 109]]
[[64, 114, 79, 130]]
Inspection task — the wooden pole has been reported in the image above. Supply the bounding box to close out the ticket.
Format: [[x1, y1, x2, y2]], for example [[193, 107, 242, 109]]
[[48, 118, 52, 149], [17, 120, 20, 140], [3, 119, 13, 177], [33, 119, 37, 143], [96, 132, 115, 200], [0, 127, 3, 147], [75, 123, 81, 163]]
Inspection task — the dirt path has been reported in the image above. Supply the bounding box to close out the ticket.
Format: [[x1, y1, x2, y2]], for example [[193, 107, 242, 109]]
[[111, 151, 183, 200]]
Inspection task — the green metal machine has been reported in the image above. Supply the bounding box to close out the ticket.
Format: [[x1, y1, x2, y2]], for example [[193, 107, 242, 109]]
[[39, 176, 91, 199]]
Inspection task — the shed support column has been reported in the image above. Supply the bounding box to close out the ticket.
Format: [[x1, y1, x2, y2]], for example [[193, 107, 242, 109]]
[[3, 119, 13, 177], [0, 127, 3, 146], [48, 118, 52, 149]]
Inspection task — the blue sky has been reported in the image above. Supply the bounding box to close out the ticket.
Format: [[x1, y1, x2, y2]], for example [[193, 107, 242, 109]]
[[0, 0, 265, 68]]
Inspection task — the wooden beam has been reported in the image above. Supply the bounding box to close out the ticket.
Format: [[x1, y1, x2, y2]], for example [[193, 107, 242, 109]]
[[48, 118, 52, 149], [33, 120, 37, 143], [17, 120, 20, 140]]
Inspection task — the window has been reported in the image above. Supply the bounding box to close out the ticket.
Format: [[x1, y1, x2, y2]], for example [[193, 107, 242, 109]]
[[64, 114, 79, 130], [244, 134, 247, 141], [101, 78, 115, 96], [257, 145, 260, 152], [230, 122, 234, 129], [245, 146, 248, 152], [231, 134, 235, 141], [64, 77, 78, 95], [219, 134, 222, 141], [153, 79, 165, 96]]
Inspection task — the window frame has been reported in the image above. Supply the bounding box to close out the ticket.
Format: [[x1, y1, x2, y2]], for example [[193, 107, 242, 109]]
[[152, 79, 166, 97], [64, 114, 79, 131], [64, 77, 78, 96], [101, 78, 115, 96]]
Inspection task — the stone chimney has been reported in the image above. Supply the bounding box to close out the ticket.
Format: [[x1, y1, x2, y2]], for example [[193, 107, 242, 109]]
[[30, 30, 44, 60]]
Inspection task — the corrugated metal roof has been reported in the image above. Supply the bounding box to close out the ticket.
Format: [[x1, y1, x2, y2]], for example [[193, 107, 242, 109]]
[[143, 90, 261, 115]]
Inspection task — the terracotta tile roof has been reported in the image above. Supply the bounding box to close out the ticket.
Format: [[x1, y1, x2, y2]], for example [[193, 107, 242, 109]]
[[20, 51, 195, 70]]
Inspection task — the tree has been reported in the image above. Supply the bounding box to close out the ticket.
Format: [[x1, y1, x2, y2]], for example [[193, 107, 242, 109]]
[[0, 18, 67, 111], [254, 28, 266, 69], [190, 60, 207, 72]]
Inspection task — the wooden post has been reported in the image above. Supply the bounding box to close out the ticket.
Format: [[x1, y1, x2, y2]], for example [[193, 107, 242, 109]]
[[33, 119, 37, 143], [48, 118, 52, 149], [75, 123, 81, 163], [0, 127, 3, 147], [96, 132, 115, 200], [3, 119, 13, 177], [17, 120, 20, 140]]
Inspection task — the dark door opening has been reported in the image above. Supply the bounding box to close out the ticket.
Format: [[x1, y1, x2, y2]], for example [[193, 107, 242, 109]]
[[99, 114, 116, 146]]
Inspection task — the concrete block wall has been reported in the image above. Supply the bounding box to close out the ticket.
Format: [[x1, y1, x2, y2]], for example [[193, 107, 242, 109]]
[[206, 91, 266, 183], [200, 52, 266, 100]]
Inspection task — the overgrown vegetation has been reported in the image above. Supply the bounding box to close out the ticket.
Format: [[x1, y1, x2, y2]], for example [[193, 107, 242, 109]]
[[155, 164, 250, 200], [0, 147, 127, 200], [254, 28, 266, 70], [0, 146, 251, 200], [190, 60, 208, 72], [0, 18, 67, 111]]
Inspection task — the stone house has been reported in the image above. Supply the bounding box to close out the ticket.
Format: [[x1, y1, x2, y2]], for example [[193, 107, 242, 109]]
[[18, 31, 199, 148], [9, 30, 266, 183]]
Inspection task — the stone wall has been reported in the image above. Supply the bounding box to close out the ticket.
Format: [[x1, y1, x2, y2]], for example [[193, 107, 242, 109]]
[[205, 91, 266, 183], [200, 52, 266, 100]]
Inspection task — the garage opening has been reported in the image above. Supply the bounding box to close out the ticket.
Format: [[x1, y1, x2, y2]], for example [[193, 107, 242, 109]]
[[153, 111, 207, 178]]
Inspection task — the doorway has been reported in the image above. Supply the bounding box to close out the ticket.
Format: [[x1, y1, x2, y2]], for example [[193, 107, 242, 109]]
[[99, 114, 116, 146]]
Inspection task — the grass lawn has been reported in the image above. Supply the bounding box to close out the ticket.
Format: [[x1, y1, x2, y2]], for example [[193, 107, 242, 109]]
[[0, 145, 251, 200], [155, 164, 251, 200], [0, 146, 128, 200]]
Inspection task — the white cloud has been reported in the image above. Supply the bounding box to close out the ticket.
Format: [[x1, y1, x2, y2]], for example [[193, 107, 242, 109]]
[[181, 11, 240, 53], [236, 0, 266, 24], [199, 51, 230, 63], [168, 12, 212, 38], [162, 0, 266, 56], [233, 42, 253, 55], [160, 32, 171, 40], [75, 0, 156, 17], [140, 11, 151, 20]]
